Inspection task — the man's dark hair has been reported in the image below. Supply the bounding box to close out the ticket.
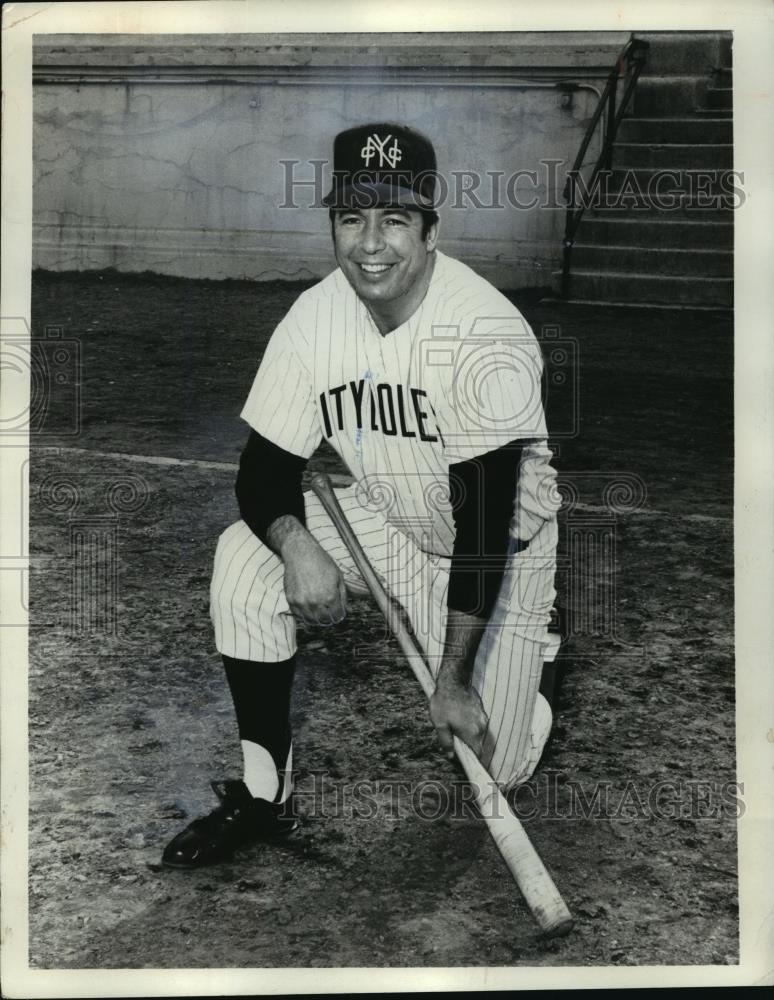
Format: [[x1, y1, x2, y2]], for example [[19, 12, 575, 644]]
[[329, 207, 439, 240]]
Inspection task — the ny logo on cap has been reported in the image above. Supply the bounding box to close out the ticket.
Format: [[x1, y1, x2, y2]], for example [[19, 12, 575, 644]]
[[360, 133, 402, 169]]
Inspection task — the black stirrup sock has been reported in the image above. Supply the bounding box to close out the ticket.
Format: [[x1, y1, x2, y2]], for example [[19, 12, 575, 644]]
[[222, 654, 297, 801]]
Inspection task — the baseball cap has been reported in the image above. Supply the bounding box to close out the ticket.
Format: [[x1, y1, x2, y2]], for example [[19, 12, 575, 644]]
[[322, 123, 438, 210]]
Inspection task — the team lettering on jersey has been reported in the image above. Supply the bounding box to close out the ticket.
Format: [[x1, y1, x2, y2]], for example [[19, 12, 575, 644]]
[[318, 380, 444, 444]]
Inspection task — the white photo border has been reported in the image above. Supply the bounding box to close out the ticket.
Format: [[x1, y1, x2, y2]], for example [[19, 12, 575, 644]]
[[2, 0, 772, 994]]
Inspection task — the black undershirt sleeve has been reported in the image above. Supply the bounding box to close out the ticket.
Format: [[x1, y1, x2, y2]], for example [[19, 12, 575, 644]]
[[447, 441, 526, 619], [235, 430, 308, 546]]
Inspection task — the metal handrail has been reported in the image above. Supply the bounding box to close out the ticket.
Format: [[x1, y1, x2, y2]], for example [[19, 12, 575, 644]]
[[560, 37, 650, 297]]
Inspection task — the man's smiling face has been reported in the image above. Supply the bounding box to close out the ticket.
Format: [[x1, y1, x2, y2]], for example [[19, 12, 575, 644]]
[[332, 207, 438, 314]]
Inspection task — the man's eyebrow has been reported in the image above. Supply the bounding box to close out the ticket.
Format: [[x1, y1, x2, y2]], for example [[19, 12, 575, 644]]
[[335, 208, 412, 219]]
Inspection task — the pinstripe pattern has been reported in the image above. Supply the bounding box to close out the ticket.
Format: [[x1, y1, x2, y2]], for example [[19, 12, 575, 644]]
[[240, 304, 320, 458], [220, 251, 560, 787], [472, 516, 558, 785], [211, 488, 376, 660]]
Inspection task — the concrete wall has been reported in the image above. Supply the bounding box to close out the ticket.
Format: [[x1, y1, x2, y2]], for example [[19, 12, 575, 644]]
[[33, 32, 629, 288]]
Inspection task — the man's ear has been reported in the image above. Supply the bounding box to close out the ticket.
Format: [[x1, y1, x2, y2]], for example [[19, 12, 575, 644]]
[[426, 219, 440, 252]]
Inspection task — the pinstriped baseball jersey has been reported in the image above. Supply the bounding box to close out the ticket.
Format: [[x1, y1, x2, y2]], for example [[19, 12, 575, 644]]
[[241, 251, 558, 556]]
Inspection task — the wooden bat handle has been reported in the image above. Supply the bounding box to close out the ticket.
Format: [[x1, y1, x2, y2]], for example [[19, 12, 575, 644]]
[[309, 472, 573, 936]]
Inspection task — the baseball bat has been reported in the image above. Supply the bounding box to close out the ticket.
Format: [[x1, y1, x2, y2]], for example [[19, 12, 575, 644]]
[[309, 472, 573, 936]]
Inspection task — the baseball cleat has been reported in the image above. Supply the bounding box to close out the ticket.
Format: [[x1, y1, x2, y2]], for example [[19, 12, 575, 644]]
[[161, 779, 298, 870], [505, 693, 553, 791]]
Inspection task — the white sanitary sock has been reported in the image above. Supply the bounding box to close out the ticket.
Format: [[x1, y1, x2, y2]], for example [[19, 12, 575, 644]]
[[241, 739, 293, 802]]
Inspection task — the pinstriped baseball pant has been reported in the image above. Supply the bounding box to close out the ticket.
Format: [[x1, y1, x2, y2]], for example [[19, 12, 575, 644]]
[[210, 485, 557, 790]]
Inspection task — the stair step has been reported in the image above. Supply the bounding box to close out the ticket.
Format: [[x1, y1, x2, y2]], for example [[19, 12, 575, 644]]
[[706, 86, 733, 110], [617, 116, 733, 144], [579, 217, 733, 249], [563, 270, 733, 308], [587, 201, 736, 221], [608, 166, 730, 187], [633, 32, 733, 74], [551, 298, 732, 313], [614, 142, 732, 169], [692, 107, 733, 118], [571, 244, 732, 277], [633, 77, 708, 115]]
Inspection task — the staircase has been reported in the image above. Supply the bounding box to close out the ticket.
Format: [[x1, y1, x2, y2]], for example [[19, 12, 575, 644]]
[[561, 32, 733, 309]]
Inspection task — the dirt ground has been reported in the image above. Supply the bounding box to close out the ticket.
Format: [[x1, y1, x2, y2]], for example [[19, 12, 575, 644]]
[[27, 270, 737, 969]]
